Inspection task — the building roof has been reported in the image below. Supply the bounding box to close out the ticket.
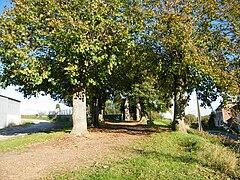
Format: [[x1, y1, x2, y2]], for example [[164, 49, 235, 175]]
[[0, 94, 21, 103]]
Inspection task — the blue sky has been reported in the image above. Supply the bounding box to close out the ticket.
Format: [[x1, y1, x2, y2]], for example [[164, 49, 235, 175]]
[[0, 0, 220, 116], [0, 0, 11, 14]]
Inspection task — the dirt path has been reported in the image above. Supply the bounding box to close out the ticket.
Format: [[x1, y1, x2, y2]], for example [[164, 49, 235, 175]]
[[0, 126, 148, 180]]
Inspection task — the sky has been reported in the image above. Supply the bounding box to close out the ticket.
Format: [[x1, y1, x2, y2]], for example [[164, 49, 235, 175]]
[[0, 0, 11, 14], [0, 0, 221, 116]]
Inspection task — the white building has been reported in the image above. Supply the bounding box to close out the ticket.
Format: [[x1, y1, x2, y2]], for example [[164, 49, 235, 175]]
[[214, 101, 240, 130], [0, 95, 21, 129]]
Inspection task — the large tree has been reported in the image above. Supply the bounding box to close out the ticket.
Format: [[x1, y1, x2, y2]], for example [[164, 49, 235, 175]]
[[0, 0, 143, 135], [143, 0, 239, 130]]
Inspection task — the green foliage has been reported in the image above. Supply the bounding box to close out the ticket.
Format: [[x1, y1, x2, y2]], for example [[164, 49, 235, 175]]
[[52, 116, 72, 131], [55, 104, 61, 110], [1, 0, 239, 132], [142, 0, 240, 125], [201, 115, 210, 128], [54, 132, 239, 179], [150, 111, 162, 120], [185, 114, 197, 125], [0, 0, 141, 101], [208, 112, 216, 129], [105, 99, 121, 114]]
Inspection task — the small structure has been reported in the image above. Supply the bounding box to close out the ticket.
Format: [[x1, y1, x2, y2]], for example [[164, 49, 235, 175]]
[[0, 95, 21, 129], [214, 98, 240, 130]]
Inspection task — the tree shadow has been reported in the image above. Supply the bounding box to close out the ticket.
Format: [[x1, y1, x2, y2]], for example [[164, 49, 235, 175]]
[[90, 121, 171, 135], [0, 119, 171, 138], [133, 148, 199, 164]]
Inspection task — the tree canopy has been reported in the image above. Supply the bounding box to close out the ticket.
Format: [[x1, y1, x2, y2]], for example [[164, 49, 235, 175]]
[[0, 0, 239, 133], [140, 0, 239, 130], [0, 0, 144, 135]]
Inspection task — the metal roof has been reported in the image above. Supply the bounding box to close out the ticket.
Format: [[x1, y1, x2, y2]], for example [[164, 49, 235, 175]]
[[0, 94, 21, 103]]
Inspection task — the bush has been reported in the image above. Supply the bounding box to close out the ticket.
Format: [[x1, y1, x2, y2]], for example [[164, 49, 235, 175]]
[[185, 114, 197, 125], [201, 115, 209, 128], [208, 112, 216, 129]]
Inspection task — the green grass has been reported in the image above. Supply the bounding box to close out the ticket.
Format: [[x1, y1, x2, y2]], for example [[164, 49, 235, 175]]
[[55, 131, 239, 179], [153, 118, 172, 127], [21, 122, 35, 126], [0, 117, 72, 153], [21, 114, 50, 120], [0, 132, 64, 152]]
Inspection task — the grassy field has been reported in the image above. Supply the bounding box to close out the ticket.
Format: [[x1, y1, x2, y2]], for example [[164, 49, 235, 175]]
[[55, 131, 240, 179]]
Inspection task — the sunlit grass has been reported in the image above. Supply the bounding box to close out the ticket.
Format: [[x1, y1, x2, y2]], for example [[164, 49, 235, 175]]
[[0, 132, 64, 153], [0, 117, 72, 153], [54, 131, 239, 179]]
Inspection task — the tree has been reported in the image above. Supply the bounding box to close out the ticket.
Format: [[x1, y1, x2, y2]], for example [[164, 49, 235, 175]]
[[208, 112, 216, 129], [0, 0, 142, 135], [143, 0, 239, 131], [185, 114, 197, 125], [201, 115, 210, 128]]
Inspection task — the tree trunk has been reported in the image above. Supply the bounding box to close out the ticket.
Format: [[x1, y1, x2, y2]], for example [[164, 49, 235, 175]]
[[71, 89, 89, 136], [90, 98, 100, 127], [172, 86, 188, 132], [196, 90, 203, 131], [136, 102, 141, 121], [124, 98, 131, 121]]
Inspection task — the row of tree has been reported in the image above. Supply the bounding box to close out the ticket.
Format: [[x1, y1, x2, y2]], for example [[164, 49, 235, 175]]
[[0, 0, 239, 135]]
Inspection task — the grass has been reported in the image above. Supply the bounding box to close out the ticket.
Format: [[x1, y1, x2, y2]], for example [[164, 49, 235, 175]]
[[152, 118, 172, 127], [55, 131, 240, 179], [21, 114, 50, 120], [0, 132, 64, 152], [0, 117, 72, 153]]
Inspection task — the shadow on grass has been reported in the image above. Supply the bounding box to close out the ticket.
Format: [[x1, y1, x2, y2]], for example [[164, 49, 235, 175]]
[[91, 121, 171, 135], [134, 148, 199, 165], [0, 118, 171, 138], [41, 119, 172, 136]]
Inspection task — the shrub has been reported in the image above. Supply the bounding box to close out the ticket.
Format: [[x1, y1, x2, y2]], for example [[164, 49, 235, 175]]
[[185, 114, 197, 125], [208, 112, 216, 129]]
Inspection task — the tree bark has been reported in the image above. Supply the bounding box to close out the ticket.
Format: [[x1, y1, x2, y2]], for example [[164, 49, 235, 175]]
[[136, 102, 141, 121], [196, 90, 203, 131], [124, 98, 131, 121], [71, 89, 89, 136], [172, 86, 188, 132], [90, 98, 100, 127]]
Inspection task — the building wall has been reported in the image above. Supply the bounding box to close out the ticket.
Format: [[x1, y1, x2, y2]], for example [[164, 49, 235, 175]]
[[7, 99, 21, 127], [0, 96, 8, 128], [0, 96, 21, 129], [215, 110, 223, 127]]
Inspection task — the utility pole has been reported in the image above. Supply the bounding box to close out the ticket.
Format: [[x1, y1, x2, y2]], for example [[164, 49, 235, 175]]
[[196, 90, 202, 131]]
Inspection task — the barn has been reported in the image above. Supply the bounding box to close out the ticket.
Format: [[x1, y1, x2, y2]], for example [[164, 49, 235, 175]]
[[0, 95, 21, 129]]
